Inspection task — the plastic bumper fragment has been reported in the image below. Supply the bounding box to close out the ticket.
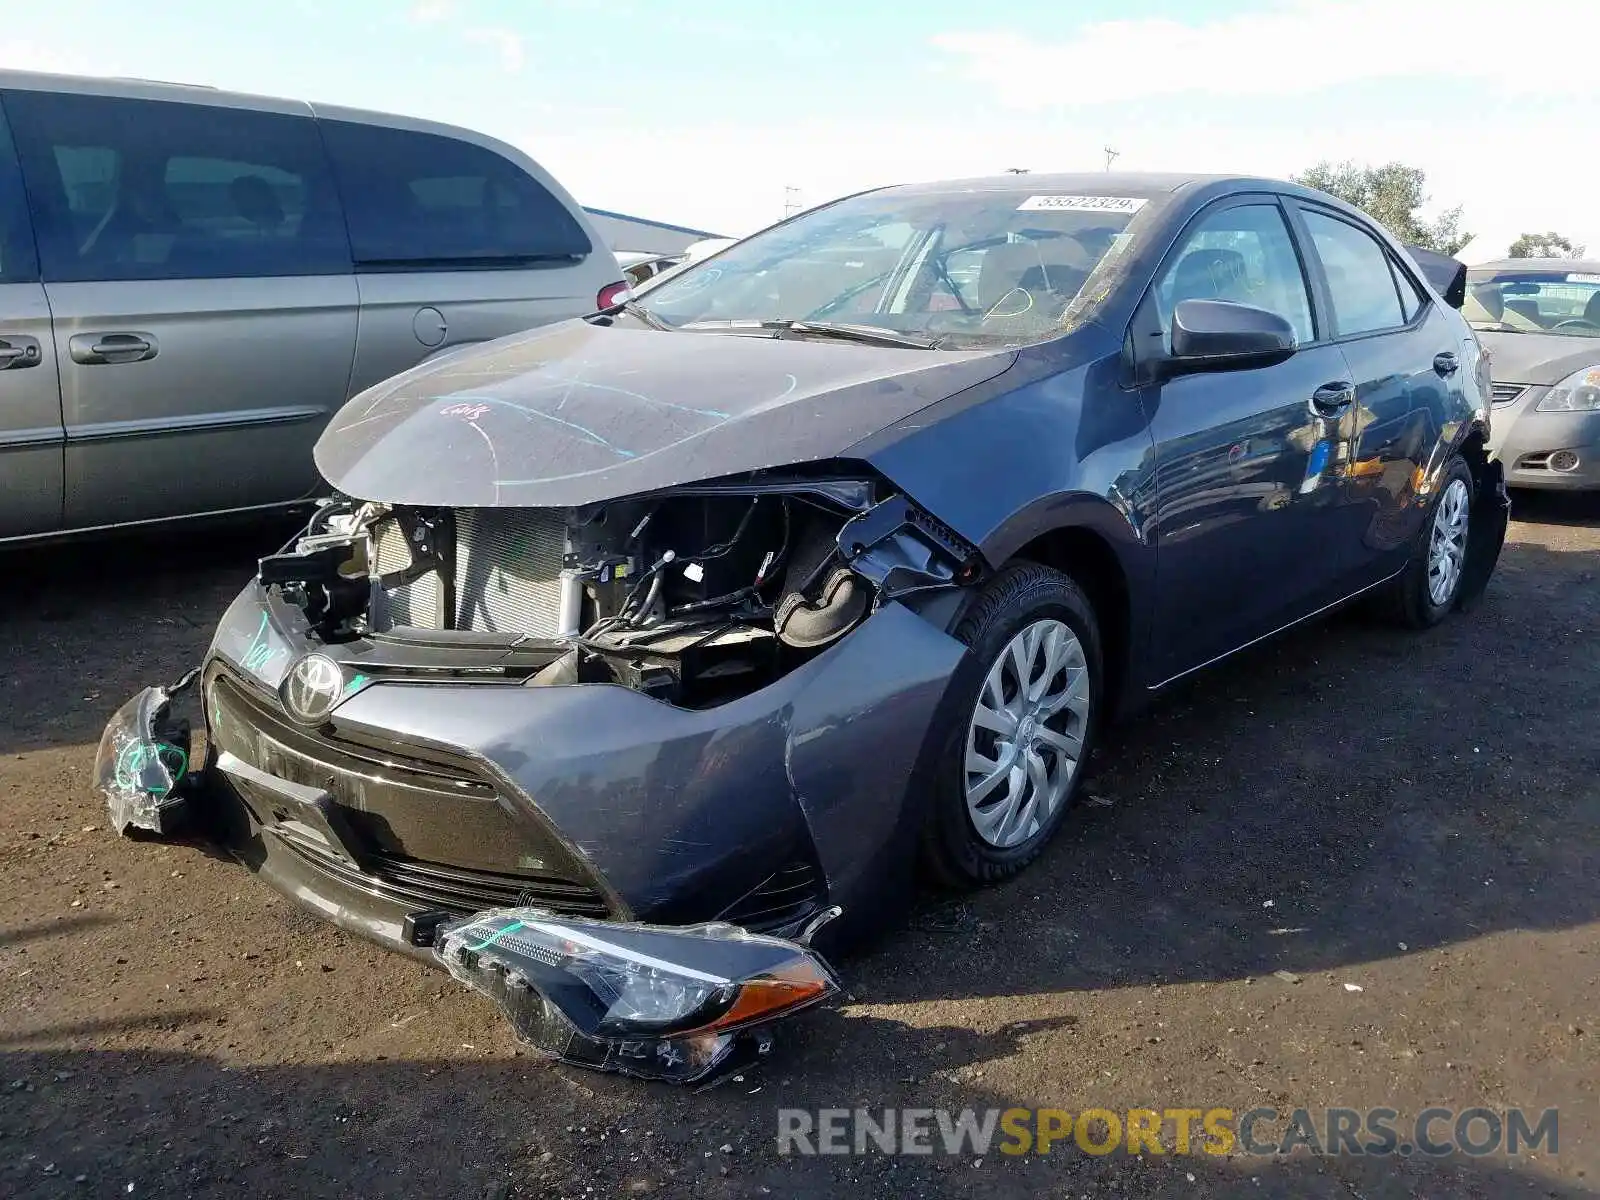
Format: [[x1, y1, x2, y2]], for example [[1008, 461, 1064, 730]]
[[96, 669, 199, 836], [431, 906, 841, 1084]]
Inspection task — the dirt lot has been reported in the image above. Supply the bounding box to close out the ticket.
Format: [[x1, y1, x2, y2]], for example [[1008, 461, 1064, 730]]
[[1, 495, 1596, 1199]]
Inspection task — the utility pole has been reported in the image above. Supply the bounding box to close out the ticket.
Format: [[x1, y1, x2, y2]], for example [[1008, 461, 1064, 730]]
[[783, 186, 801, 218], [1103, 146, 1120, 172]]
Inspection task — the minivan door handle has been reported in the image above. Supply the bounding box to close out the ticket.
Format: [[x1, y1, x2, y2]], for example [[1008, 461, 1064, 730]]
[[69, 332, 158, 365], [1309, 381, 1355, 418], [0, 335, 42, 369], [1433, 351, 1459, 376]]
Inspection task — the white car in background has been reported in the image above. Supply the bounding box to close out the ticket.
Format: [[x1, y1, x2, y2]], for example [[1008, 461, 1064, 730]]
[[615, 250, 686, 289], [629, 237, 737, 293]]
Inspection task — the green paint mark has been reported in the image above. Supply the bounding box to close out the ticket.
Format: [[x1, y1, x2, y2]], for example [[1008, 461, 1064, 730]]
[[343, 673, 370, 696], [241, 611, 288, 677], [113, 740, 189, 797]]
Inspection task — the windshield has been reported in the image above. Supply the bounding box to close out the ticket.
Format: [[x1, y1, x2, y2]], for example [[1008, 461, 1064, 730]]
[[1464, 268, 1600, 337], [636, 188, 1159, 348]]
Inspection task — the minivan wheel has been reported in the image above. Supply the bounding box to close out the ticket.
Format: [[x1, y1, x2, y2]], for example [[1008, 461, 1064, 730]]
[[920, 563, 1102, 887], [1380, 455, 1475, 629]]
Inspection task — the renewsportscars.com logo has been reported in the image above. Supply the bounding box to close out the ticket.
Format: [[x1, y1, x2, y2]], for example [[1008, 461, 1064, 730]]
[[777, 1106, 1559, 1158]]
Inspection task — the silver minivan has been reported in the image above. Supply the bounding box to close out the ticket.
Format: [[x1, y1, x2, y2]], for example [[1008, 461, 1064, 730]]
[[0, 71, 626, 543]]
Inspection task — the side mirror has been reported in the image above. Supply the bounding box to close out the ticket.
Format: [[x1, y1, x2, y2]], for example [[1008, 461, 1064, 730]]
[[1169, 299, 1297, 373]]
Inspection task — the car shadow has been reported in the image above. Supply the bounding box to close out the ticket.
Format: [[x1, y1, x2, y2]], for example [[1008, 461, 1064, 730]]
[[0, 1045, 1584, 1199], [0, 517, 298, 758], [1506, 487, 1600, 527], [852, 536, 1600, 1001]]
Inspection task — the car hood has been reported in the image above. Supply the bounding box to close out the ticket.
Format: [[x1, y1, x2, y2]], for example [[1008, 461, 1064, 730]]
[[315, 320, 1016, 507], [1478, 330, 1600, 386]]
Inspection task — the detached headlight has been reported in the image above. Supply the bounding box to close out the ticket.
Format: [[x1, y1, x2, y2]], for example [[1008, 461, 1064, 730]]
[[433, 908, 840, 1083], [1537, 366, 1600, 412]]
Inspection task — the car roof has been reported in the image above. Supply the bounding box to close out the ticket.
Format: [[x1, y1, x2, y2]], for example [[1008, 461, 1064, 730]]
[[1472, 258, 1600, 274], [0, 68, 481, 144], [0, 67, 312, 116], [882, 171, 1228, 197]]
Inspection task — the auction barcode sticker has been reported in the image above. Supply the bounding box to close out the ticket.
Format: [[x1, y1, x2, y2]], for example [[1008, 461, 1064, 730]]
[[1018, 195, 1147, 213]]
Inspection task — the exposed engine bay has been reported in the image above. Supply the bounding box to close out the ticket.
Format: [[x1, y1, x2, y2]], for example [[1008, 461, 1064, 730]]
[[256, 469, 984, 709]]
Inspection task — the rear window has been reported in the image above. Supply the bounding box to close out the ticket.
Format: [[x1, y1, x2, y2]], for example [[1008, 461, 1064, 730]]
[[1463, 268, 1600, 337], [4, 89, 349, 282], [318, 120, 592, 268]]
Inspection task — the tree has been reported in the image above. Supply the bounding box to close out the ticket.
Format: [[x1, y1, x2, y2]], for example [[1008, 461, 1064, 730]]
[[1292, 161, 1472, 256], [1508, 231, 1585, 259]]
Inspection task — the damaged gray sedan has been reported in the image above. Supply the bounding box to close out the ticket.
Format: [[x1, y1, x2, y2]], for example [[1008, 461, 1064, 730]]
[[100, 172, 1509, 1081]]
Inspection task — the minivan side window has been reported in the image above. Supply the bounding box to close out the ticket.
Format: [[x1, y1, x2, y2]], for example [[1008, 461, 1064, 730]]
[[1301, 210, 1406, 337], [319, 120, 592, 268], [0, 99, 39, 283], [4, 90, 350, 283]]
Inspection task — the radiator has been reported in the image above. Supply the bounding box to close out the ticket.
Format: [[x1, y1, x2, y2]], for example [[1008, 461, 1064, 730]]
[[373, 509, 567, 638]]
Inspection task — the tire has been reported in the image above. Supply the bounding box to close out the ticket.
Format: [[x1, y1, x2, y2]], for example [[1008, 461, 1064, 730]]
[[1378, 454, 1475, 629], [920, 562, 1103, 887]]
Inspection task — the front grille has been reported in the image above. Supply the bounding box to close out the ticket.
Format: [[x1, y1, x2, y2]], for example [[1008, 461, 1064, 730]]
[[1491, 382, 1527, 406], [719, 861, 825, 935], [278, 840, 611, 918], [374, 509, 567, 638], [206, 664, 613, 919]]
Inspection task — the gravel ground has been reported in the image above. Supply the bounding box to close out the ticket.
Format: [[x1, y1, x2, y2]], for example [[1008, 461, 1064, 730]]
[[1, 495, 1596, 1199]]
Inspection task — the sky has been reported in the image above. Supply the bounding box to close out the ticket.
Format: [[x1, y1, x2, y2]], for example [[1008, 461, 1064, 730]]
[[3, 0, 1597, 261]]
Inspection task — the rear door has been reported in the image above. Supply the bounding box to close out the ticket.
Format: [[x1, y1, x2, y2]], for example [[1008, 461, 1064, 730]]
[[1139, 196, 1363, 680], [4, 85, 358, 529], [0, 95, 61, 539], [1291, 204, 1454, 579], [314, 113, 614, 396]]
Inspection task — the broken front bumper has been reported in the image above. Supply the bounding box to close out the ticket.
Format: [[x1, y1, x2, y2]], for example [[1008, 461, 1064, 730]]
[[95, 670, 200, 836], [180, 582, 966, 960]]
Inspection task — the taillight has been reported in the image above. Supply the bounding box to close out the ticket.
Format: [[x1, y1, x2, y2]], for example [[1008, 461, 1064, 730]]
[[596, 280, 630, 310]]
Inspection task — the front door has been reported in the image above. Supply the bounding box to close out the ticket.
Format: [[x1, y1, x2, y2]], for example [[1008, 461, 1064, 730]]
[[3, 86, 358, 530], [1139, 197, 1359, 681]]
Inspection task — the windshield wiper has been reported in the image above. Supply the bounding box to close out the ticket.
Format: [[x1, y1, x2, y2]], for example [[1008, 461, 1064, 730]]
[[677, 319, 787, 334], [619, 300, 676, 331], [785, 321, 938, 349], [1468, 322, 1526, 333]]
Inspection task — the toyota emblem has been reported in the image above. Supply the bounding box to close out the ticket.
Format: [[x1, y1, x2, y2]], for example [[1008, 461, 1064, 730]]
[[280, 653, 345, 725]]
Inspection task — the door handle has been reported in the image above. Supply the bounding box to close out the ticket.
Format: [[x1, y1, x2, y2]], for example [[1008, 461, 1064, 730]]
[[0, 336, 42, 370], [68, 332, 158, 365], [1309, 381, 1354, 418], [1433, 351, 1459, 376]]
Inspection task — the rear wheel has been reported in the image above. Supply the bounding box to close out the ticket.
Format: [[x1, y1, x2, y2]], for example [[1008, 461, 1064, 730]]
[[920, 563, 1102, 887], [1378, 455, 1474, 628]]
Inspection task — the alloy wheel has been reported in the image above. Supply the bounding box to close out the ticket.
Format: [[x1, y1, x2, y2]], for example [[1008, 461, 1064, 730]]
[[1427, 477, 1471, 607], [964, 618, 1091, 849]]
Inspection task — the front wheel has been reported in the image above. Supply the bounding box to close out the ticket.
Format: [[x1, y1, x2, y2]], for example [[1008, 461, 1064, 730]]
[[920, 563, 1102, 887], [1378, 455, 1475, 628]]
